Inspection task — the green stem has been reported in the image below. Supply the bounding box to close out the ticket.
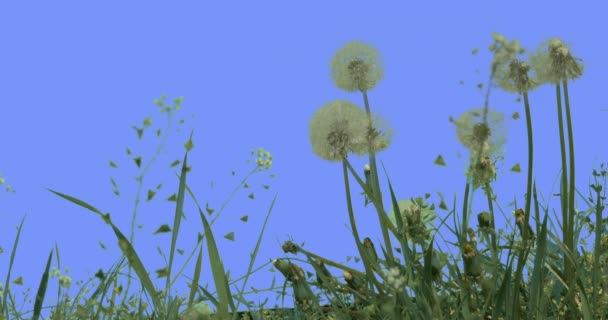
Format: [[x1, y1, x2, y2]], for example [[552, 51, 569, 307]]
[[361, 90, 394, 264], [592, 176, 604, 314], [462, 182, 471, 247], [522, 92, 534, 242], [555, 83, 570, 286], [562, 79, 577, 311], [341, 159, 384, 297]]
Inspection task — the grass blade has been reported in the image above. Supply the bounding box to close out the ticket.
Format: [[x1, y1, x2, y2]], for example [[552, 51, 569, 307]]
[[164, 139, 190, 302], [1, 215, 26, 318], [528, 213, 548, 317], [46, 188, 161, 314], [198, 203, 236, 318], [187, 245, 204, 310], [31, 250, 53, 320]]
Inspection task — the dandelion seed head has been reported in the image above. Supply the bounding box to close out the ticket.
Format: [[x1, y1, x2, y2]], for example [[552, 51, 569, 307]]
[[454, 107, 506, 161], [529, 37, 584, 85], [309, 100, 393, 161], [330, 41, 384, 92]]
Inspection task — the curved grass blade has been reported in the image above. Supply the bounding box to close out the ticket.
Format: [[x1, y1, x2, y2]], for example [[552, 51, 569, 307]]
[[46, 188, 161, 314]]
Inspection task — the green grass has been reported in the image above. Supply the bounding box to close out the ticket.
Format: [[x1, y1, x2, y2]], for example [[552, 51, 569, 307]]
[[0, 32, 604, 319]]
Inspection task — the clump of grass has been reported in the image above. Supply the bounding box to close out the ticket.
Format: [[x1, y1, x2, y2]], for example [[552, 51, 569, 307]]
[[0, 32, 604, 320]]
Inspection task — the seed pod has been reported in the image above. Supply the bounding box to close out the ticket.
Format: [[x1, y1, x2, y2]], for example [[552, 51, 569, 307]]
[[478, 212, 492, 229], [272, 259, 304, 283], [344, 270, 365, 292], [468, 228, 477, 248], [293, 278, 316, 312], [463, 242, 482, 278], [405, 202, 421, 226], [515, 208, 535, 241], [362, 164, 373, 206], [314, 259, 333, 288], [281, 240, 299, 254], [363, 237, 378, 262], [344, 271, 369, 307]]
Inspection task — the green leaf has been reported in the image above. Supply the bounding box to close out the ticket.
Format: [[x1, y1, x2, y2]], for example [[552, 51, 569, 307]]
[[184, 136, 194, 152], [434, 154, 446, 166], [110, 178, 120, 196], [153, 224, 172, 235], [146, 189, 156, 201], [132, 126, 143, 140], [169, 159, 181, 168], [511, 163, 521, 172], [224, 232, 235, 241]]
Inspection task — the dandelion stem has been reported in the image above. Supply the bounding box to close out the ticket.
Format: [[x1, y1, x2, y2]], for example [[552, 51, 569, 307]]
[[361, 90, 394, 265], [341, 159, 384, 297]]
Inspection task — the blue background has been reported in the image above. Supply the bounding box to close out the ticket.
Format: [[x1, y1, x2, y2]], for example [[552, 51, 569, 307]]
[[1, 1, 607, 317]]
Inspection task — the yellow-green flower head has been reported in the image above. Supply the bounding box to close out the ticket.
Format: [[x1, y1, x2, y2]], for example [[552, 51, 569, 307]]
[[528, 37, 584, 85], [454, 107, 506, 160], [309, 100, 393, 161], [254, 147, 273, 171], [330, 41, 384, 92]]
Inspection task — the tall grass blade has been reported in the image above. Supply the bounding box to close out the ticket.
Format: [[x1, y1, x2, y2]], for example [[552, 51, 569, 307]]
[[198, 193, 236, 318], [1, 215, 26, 318], [186, 245, 204, 310], [31, 250, 52, 320], [234, 193, 278, 312], [528, 213, 548, 317], [164, 140, 190, 302], [493, 243, 514, 319]]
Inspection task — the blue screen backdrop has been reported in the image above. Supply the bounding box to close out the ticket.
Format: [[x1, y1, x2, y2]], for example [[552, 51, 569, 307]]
[[1, 1, 607, 317]]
